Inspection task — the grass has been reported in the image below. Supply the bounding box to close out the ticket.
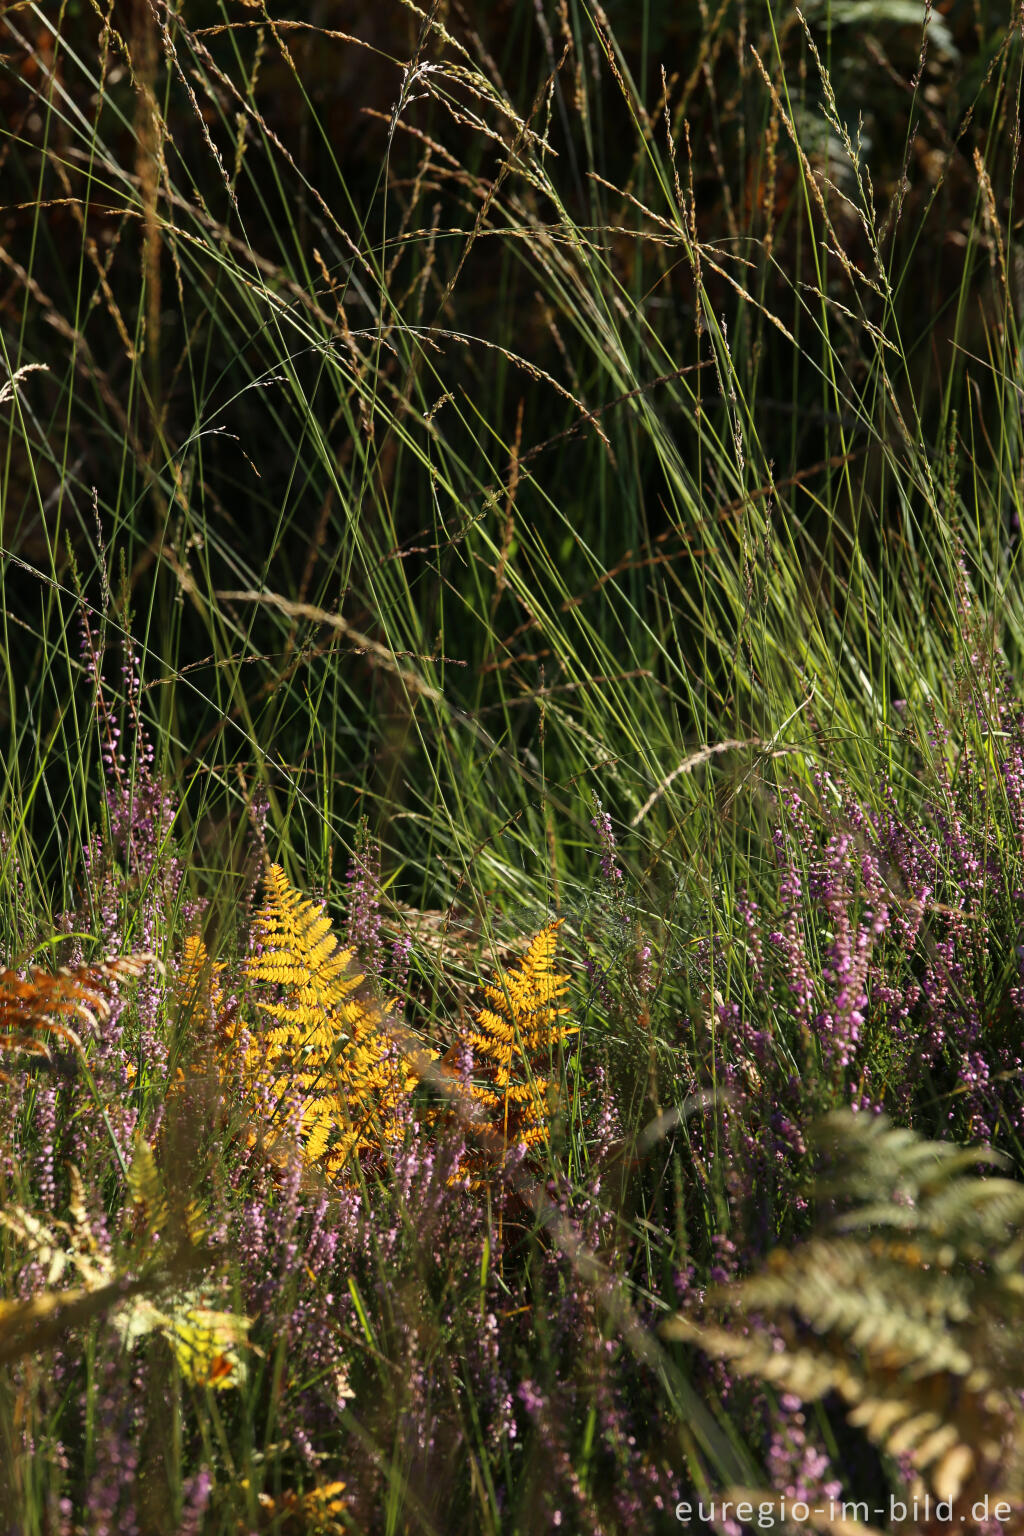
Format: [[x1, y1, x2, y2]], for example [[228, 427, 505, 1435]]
[[2, 0, 1024, 1529]]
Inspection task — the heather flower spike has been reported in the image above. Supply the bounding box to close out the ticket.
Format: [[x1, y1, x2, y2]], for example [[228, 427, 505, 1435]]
[[590, 795, 623, 885], [345, 817, 383, 975]]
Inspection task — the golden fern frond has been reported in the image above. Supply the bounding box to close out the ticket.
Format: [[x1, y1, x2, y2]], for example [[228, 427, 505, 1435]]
[[244, 865, 359, 1013], [126, 1132, 213, 1256], [127, 1132, 169, 1235], [663, 1110, 1024, 1504], [159, 1295, 252, 1391], [176, 936, 226, 1025], [461, 920, 575, 1164], [246, 1479, 347, 1534], [242, 864, 426, 1174]]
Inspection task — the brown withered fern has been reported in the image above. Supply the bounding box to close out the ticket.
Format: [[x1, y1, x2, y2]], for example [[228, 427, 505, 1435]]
[[663, 1110, 1024, 1509], [0, 954, 151, 1083]]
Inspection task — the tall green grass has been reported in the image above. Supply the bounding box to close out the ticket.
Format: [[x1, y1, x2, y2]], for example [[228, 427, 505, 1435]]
[[3, 3, 1019, 907]]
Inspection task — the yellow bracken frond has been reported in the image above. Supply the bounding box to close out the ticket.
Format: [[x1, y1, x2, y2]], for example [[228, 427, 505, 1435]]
[[177, 936, 226, 1025], [242, 864, 426, 1175], [244, 864, 361, 1013], [249, 1479, 347, 1534], [462, 920, 575, 1166]]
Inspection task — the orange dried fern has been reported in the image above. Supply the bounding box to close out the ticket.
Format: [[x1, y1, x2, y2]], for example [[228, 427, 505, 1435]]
[[0, 954, 152, 1082]]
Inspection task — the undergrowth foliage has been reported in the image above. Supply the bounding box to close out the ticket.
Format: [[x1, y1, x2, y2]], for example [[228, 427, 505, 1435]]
[[4, 0, 1024, 1529], [7, 738, 1024, 1530]]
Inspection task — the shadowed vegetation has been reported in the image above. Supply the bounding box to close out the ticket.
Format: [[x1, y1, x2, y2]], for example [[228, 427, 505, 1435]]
[[2, 1, 1024, 1530]]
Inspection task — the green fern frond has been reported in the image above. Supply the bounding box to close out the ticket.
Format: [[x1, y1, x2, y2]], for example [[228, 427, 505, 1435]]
[[664, 1110, 1024, 1503], [127, 1133, 169, 1235]]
